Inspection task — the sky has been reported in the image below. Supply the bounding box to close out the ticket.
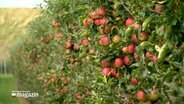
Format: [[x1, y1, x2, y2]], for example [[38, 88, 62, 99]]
[[0, 0, 45, 8]]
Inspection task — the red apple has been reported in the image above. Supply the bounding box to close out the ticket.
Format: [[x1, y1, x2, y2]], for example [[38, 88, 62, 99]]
[[100, 17, 108, 25], [81, 38, 89, 46], [96, 7, 107, 16], [101, 60, 110, 67], [134, 52, 139, 61], [155, 4, 165, 13], [94, 19, 101, 25], [132, 34, 139, 43], [130, 77, 138, 85], [125, 17, 134, 27], [139, 31, 149, 41], [114, 58, 124, 68], [127, 44, 135, 54], [112, 35, 121, 43], [99, 36, 110, 46], [145, 52, 153, 58], [102, 68, 111, 76], [57, 33, 63, 39], [50, 76, 56, 83], [73, 43, 80, 51], [136, 90, 147, 101], [124, 56, 131, 65], [66, 40, 72, 49]]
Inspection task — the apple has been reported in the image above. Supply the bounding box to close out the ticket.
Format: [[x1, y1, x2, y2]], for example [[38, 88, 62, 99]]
[[99, 17, 108, 25], [65, 40, 72, 49], [94, 19, 101, 26], [155, 4, 165, 13], [57, 33, 63, 39], [136, 90, 147, 101], [99, 36, 110, 46], [81, 38, 89, 46], [52, 20, 60, 27], [96, 7, 107, 16], [145, 52, 153, 58], [132, 34, 139, 43], [101, 60, 110, 67], [130, 77, 138, 85], [134, 52, 139, 61], [127, 44, 135, 54], [114, 58, 124, 68], [125, 17, 134, 27], [122, 47, 129, 54], [102, 68, 111, 76], [139, 31, 149, 41], [124, 56, 131, 65], [149, 89, 159, 101], [112, 35, 121, 43], [73, 43, 80, 51]]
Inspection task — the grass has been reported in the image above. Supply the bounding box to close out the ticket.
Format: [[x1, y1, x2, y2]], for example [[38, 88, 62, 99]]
[[0, 8, 40, 60], [0, 74, 20, 104]]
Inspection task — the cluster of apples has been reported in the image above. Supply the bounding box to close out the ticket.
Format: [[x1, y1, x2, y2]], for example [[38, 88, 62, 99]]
[[83, 7, 108, 28], [100, 16, 158, 78]]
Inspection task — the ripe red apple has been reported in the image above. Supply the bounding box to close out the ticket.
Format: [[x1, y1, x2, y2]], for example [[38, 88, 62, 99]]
[[112, 35, 121, 43], [151, 54, 157, 63], [145, 52, 153, 58], [124, 56, 131, 65], [96, 7, 107, 16], [130, 77, 138, 85], [81, 38, 89, 45], [57, 33, 63, 39], [114, 58, 124, 68], [127, 44, 135, 54], [94, 19, 101, 26], [122, 47, 129, 54], [102, 68, 111, 76], [101, 60, 110, 67], [99, 36, 110, 46], [125, 17, 134, 27], [155, 4, 165, 13], [136, 90, 147, 101], [100, 17, 108, 25], [139, 31, 149, 41], [65, 40, 72, 49], [132, 34, 139, 43], [73, 43, 80, 51]]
